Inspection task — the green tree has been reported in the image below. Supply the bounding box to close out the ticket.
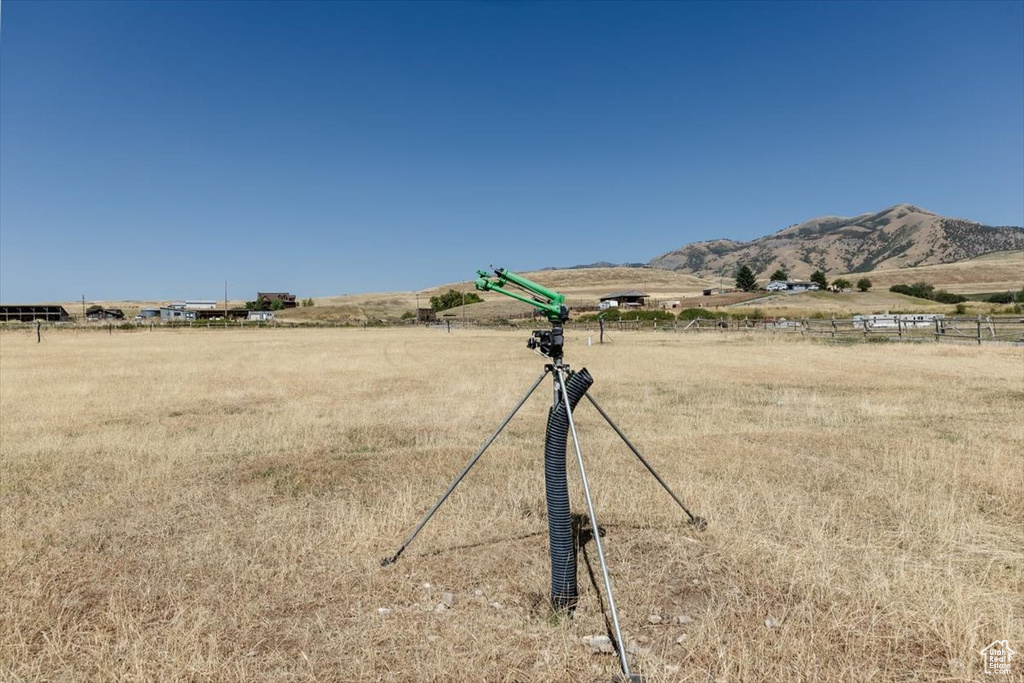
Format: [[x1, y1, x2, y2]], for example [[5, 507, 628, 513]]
[[270, 298, 285, 311], [856, 277, 872, 292], [810, 270, 828, 289], [430, 289, 483, 312], [735, 265, 757, 292], [769, 268, 789, 282], [832, 278, 852, 291]]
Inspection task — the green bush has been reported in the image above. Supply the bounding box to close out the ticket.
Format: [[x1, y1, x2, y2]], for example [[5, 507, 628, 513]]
[[889, 282, 965, 304], [430, 289, 483, 312], [932, 290, 966, 304], [832, 278, 852, 291], [677, 308, 709, 320], [856, 277, 872, 292], [620, 309, 676, 321], [986, 291, 1016, 304], [890, 282, 935, 299]]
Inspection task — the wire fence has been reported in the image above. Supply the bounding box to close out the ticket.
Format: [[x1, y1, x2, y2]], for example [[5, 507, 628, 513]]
[[4, 315, 1023, 345], [564, 315, 1024, 344]]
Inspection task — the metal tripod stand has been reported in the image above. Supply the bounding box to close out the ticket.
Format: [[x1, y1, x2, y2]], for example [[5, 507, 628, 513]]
[[382, 327, 705, 682]]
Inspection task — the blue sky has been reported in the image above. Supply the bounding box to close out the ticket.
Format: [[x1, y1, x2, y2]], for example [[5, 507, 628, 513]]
[[1, 1, 1022, 302]]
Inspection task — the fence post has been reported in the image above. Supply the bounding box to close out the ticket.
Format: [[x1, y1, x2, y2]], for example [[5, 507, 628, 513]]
[[36, 321, 41, 343], [976, 315, 982, 345], [897, 318, 902, 341], [934, 318, 940, 342], [831, 316, 836, 340]]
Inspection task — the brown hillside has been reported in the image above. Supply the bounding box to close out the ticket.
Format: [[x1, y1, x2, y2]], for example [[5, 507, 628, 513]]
[[649, 204, 1024, 279]]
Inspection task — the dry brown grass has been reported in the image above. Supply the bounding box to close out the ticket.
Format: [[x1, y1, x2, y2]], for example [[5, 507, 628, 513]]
[[838, 251, 1024, 295], [1, 328, 1021, 681]]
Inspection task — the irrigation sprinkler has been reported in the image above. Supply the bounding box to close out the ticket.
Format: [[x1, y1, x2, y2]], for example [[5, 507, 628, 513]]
[[382, 267, 705, 683]]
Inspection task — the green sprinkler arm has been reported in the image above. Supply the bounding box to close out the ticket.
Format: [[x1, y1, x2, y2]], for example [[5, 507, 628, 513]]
[[475, 267, 569, 323]]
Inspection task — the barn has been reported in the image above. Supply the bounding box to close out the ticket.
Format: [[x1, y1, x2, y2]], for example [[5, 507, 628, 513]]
[[0, 305, 71, 322], [599, 291, 649, 307]]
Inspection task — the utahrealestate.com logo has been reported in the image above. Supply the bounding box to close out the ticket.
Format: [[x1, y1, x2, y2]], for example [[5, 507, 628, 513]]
[[980, 640, 1016, 675]]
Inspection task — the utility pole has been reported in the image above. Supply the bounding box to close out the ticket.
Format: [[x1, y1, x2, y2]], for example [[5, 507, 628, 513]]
[[224, 280, 228, 318], [81, 295, 86, 321]]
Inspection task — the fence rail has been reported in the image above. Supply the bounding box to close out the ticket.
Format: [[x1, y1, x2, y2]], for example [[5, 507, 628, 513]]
[[4, 315, 1023, 344]]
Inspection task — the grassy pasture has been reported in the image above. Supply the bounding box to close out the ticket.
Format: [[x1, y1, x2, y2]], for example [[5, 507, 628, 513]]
[[1, 327, 1021, 681]]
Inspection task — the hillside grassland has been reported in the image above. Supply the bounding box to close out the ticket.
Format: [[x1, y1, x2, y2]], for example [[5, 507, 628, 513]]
[[838, 251, 1023, 295], [1, 328, 1021, 681]]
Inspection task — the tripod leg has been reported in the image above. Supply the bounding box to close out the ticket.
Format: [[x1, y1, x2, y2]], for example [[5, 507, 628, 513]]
[[381, 369, 550, 566], [584, 393, 706, 530], [554, 369, 634, 682]]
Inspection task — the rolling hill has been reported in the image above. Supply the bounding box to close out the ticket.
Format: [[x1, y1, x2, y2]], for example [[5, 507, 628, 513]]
[[649, 204, 1024, 279]]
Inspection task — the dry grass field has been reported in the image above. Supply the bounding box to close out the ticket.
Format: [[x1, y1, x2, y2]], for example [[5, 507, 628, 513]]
[[1, 327, 1021, 681], [838, 251, 1024, 296]]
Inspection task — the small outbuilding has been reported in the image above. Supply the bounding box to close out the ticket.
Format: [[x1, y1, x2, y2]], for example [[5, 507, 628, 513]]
[[247, 310, 275, 322], [160, 307, 197, 321], [0, 305, 70, 322]]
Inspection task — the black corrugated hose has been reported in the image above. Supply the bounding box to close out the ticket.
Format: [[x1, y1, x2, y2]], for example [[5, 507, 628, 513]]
[[544, 367, 593, 611]]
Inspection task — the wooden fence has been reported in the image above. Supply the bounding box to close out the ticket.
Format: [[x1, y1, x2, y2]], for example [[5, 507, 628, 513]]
[[5, 315, 1023, 345], [564, 315, 1024, 344]]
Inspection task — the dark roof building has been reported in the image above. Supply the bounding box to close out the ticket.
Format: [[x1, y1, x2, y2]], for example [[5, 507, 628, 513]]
[[599, 290, 649, 306], [0, 305, 71, 322], [257, 292, 297, 308]]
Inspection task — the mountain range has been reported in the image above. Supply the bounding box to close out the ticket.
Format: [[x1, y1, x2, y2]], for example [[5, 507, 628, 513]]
[[646, 204, 1023, 279]]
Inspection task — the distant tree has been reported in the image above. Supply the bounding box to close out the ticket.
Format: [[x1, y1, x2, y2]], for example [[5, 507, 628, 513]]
[[769, 268, 789, 282], [735, 265, 757, 292], [300, 298, 315, 307], [400, 310, 415, 320], [856, 277, 872, 292], [430, 289, 483, 312], [832, 278, 852, 291], [810, 270, 828, 289], [270, 298, 285, 311]]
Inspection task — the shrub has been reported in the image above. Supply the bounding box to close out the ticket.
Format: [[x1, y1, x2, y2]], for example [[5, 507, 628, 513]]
[[986, 292, 1016, 304], [932, 290, 966, 304], [677, 308, 709, 320], [430, 289, 483, 312], [832, 278, 852, 291], [856, 277, 872, 292], [619, 309, 675, 321], [769, 268, 788, 282], [890, 282, 935, 300]]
